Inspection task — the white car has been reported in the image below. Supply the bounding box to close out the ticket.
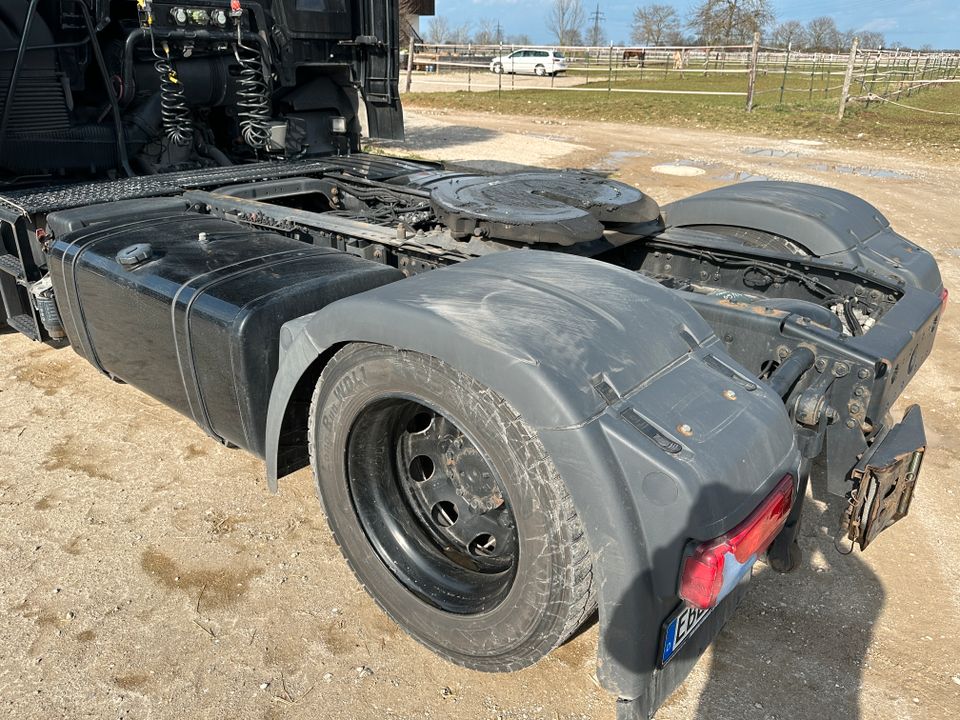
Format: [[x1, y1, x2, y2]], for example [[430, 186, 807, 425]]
[[489, 49, 567, 76]]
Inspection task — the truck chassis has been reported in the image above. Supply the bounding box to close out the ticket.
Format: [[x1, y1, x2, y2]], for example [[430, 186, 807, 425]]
[[0, 3, 946, 718]]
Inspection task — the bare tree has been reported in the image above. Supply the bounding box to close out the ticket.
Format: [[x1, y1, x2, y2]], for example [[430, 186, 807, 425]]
[[587, 20, 607, 46], [508, 33, 533, 46], [631, 4, 681, 46], [547, 0, 587, 46], [425, 16, 451, 44], [450, 21, 472, 46], [688, 0, 774, 45], [806, 16, 839, 53], [836, 28, 855, 52], [473, 18, 502, 46], [858, 30, 885, 50], [769, 20, 806, 50]]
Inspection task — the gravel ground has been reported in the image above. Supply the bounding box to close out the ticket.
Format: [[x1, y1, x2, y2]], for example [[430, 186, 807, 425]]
[[1, 110, 959, 720]]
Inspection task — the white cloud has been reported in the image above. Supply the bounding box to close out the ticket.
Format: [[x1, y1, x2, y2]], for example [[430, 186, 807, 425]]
[[858, 18, 899, 33]]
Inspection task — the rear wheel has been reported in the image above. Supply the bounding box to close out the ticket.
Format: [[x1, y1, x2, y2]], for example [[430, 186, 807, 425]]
[[309, 343, 596, 670]]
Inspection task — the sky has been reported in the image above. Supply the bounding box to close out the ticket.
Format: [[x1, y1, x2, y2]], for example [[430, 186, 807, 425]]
[[427, 0, 959, 49]]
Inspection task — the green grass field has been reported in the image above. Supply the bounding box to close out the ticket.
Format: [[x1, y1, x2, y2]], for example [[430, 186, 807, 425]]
[[405, 66, 960, 156]]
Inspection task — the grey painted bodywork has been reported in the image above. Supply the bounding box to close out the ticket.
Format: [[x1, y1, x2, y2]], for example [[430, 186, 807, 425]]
[[663, 181, 942, 292], [264, 250, 800, 704]]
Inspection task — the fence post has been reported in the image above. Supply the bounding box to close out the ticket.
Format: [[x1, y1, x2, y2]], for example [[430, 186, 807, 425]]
[[866, 47, 881, 109], [405, 36, 415, 93], [467, 43, 472, 92], [497, 41, 503, 100], [808, 53, 817, 101], [607, 42, 614, 95], [779, 41, 792, 105], [746, 32, 760, 112], [837, 37, 859, 121]]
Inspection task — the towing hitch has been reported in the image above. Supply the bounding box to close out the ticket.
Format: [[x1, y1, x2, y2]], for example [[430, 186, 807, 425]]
[[841, 405, 926, 550]]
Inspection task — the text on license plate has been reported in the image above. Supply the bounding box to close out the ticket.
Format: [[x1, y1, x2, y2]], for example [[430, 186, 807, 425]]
[[659, 603, 712, 666]]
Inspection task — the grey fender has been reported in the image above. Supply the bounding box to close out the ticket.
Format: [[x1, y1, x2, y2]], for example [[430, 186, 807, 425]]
[[264, 251, 800, 702], [663, 181, 942, 292]]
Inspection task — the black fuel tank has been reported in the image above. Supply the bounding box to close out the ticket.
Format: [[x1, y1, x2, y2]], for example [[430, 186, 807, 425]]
[[48, 205, 402, 455]]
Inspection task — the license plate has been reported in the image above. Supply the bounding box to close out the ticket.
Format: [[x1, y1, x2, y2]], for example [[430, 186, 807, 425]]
[[659, 602, 712, 666], [658, 557, 755, 666]]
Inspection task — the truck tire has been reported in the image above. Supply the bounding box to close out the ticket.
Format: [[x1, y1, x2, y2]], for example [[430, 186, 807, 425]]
[[309, 343, 596, 671]]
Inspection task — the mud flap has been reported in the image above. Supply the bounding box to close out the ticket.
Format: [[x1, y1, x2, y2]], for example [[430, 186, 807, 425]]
[[842, 405, 925, 550]]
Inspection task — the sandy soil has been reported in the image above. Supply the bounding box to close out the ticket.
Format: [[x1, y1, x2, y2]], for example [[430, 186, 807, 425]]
[[2, 110, 959, 720]]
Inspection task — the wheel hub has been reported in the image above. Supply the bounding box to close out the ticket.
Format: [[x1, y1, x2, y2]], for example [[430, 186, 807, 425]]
[[398, 411, 516, 573], [346, 397, 520, 613]]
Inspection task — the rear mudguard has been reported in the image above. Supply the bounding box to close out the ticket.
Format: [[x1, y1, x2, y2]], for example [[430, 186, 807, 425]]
[[662, 181, 942, 292], [264, 251, 800, 705]]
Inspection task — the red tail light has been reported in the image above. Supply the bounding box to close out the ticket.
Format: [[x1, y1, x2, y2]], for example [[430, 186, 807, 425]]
[[679, 474, 795, 610], [941, 288, 949, 315]]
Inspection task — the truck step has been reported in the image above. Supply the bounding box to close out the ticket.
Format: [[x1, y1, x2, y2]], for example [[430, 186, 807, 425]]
[[5, 313, 39, 340], [0, 253, 24, 281]]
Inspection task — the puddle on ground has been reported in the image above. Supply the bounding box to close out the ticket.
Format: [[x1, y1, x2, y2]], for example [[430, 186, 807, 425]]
[[652, 162, 706, 177], [807, 163, 912, 180], [651, 158, 717, 176], [742, 147, 801, 159], [591, 150, 652, 172], [716, 170, 771, 183]]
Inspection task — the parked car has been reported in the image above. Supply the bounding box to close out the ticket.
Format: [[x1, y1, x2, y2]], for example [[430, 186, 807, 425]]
[[490, 49, 567, 76]]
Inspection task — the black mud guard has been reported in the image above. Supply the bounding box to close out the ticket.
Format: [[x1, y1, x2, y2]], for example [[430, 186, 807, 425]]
[[662, 181, 942, 292], [263, 251, 800, 706]]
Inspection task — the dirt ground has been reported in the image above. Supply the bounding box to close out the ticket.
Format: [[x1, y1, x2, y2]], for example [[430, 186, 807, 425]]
[[2, 110, 959, 720]]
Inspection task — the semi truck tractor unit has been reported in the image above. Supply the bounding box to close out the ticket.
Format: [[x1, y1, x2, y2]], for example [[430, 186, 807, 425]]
[[0, 2, 945, 717]]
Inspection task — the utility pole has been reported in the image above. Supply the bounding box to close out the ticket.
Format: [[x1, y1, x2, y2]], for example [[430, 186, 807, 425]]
[[589, 3, 605, 49]]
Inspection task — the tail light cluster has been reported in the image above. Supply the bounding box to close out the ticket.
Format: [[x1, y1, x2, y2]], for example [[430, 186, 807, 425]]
[[679, 474, 795, 610]]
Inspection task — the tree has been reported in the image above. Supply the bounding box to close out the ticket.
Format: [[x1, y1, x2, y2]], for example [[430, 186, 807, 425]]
[[473, 18, 502, 46], [836, 28, 855, 52], [688, 0, 774, 45], [507, 33, 533, 46], [859, 30, 885, 50], [806, 16, 839, 53], [769, 20, 806, 50], [547, 0, 586, 46], [631, 4, 681, 46], [425, 16, 451, 44]]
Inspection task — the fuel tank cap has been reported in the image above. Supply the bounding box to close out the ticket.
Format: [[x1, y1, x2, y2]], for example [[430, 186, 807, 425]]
[[116, 243, 153, 267]]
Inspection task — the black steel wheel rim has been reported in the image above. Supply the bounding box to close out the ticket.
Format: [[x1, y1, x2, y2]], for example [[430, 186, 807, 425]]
[[346, 396, 519, 615]]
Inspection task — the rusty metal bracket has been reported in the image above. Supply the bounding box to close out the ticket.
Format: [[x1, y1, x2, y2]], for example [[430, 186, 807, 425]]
[[841, 404, 926, 550]]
